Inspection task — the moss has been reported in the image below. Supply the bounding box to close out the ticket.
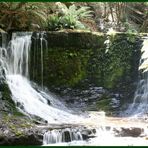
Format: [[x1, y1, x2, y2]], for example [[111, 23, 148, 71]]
[[95, 95, 117, 115], [30, 47, 91, 87], [85, 93, 113, 114], [9, 124, 24, 136], [86, 33, 141, 92], [103, 34, 142, 91], [96, 99, 112, 111], [1, 114, 33, 137], [0, 78, 19, 113], [13, 111, 25, 117], [104, 65, 124, 89], [1, 81, 15, 105], [0, 79, 25, 116], [15, 131, 23, 136]]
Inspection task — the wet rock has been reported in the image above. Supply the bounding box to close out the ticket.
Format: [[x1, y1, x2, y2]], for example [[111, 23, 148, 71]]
[[1, 124, 46, 146], [32, 115, 48, 125], [62, 131, 71, 142], [114, 127, 144, 137], [0, 77, 17, 113], [47, 100, 50, 105], [109, 98, 120, 108], [81, 129, 96, 140], [3, 133, 43, 146]]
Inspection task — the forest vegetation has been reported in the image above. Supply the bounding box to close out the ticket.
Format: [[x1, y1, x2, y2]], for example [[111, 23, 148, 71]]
[[0, 2, 147, 33]]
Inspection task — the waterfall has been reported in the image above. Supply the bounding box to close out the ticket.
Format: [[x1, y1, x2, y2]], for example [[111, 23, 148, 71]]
[[1, 31, 148, 146], [128, 36, 148, 116], [43, 128, 83, 145], [0, 32, 83, 123], [31, 32, 48, 89], [7, 32, 32, 77], [40, 32, 47, 89]]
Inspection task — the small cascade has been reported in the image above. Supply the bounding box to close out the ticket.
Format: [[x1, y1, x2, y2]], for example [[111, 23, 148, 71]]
[[127, 36, 148, 116], [43, 128, 83, 145], [88, 126, 116, 145]]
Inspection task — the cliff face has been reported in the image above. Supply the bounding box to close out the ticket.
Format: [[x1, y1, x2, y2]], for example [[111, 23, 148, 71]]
[[30, 31, 143, 112]]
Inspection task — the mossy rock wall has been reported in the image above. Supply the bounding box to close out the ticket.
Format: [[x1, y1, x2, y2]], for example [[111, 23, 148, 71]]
[[0, 31, 145, 114], [0, 77, 17, 113], [87, 34, 142, 98], [30, 31, 143, 103], [30, 31, 105, 88]]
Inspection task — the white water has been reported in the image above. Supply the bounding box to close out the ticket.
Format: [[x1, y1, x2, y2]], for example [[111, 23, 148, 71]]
[[127, 37, 148, 116], [43, 125, 148, 146], [43, 128, 83, 145], [7, 74, 82, 123], [40, 32, 48, 89], [6, 32, 32, 77], [1, 32, 84, 123]]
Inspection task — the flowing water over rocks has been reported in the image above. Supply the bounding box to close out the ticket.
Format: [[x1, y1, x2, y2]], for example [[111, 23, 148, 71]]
[[1, 32, 148, 146], [125, 36, 148, 117], [3, 32, 86, 124]]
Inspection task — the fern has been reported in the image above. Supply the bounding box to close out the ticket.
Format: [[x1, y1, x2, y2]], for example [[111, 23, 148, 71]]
[[47, 3, 93, 30]]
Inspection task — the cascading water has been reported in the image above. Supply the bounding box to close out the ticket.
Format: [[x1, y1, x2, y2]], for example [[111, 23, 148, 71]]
[[1, 31, 148, 146], [1, 32, 83, 124], [127, 36, 148, 116], [43, 128, 83, 145], [7, 32, 32, 77]]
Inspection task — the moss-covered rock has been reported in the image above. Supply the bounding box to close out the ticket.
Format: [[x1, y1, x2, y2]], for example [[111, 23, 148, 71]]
[[45, 31, 105, 49], [0, 77, 18, 114], [29, 31, 144, 111], [30, 31, 105, 88], [86, 33, 142, 107], [0, 114, 43, 146], [30, 47, 91, 87]]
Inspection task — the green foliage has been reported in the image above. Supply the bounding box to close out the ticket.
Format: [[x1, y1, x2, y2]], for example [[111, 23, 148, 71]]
[[0, 2, 49, 31], [47, 4, 93, 31], [45, 49, 90, 87], [30, 47, 91, 87], [48, 15, 61, 31], [0, 78, 24, 115], [96, 99, 112, 112], [104, 37, 131, 89], [0, 79, 15, 106], [87, 34, 140, 92]]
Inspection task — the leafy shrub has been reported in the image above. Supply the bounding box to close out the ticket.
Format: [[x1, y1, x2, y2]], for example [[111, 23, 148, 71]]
[[47, 4, 93, 31], [48, 15, 62, 31]]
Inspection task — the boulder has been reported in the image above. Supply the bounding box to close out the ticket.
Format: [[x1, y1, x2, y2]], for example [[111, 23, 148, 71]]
[[114, 127, 144, 137]]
